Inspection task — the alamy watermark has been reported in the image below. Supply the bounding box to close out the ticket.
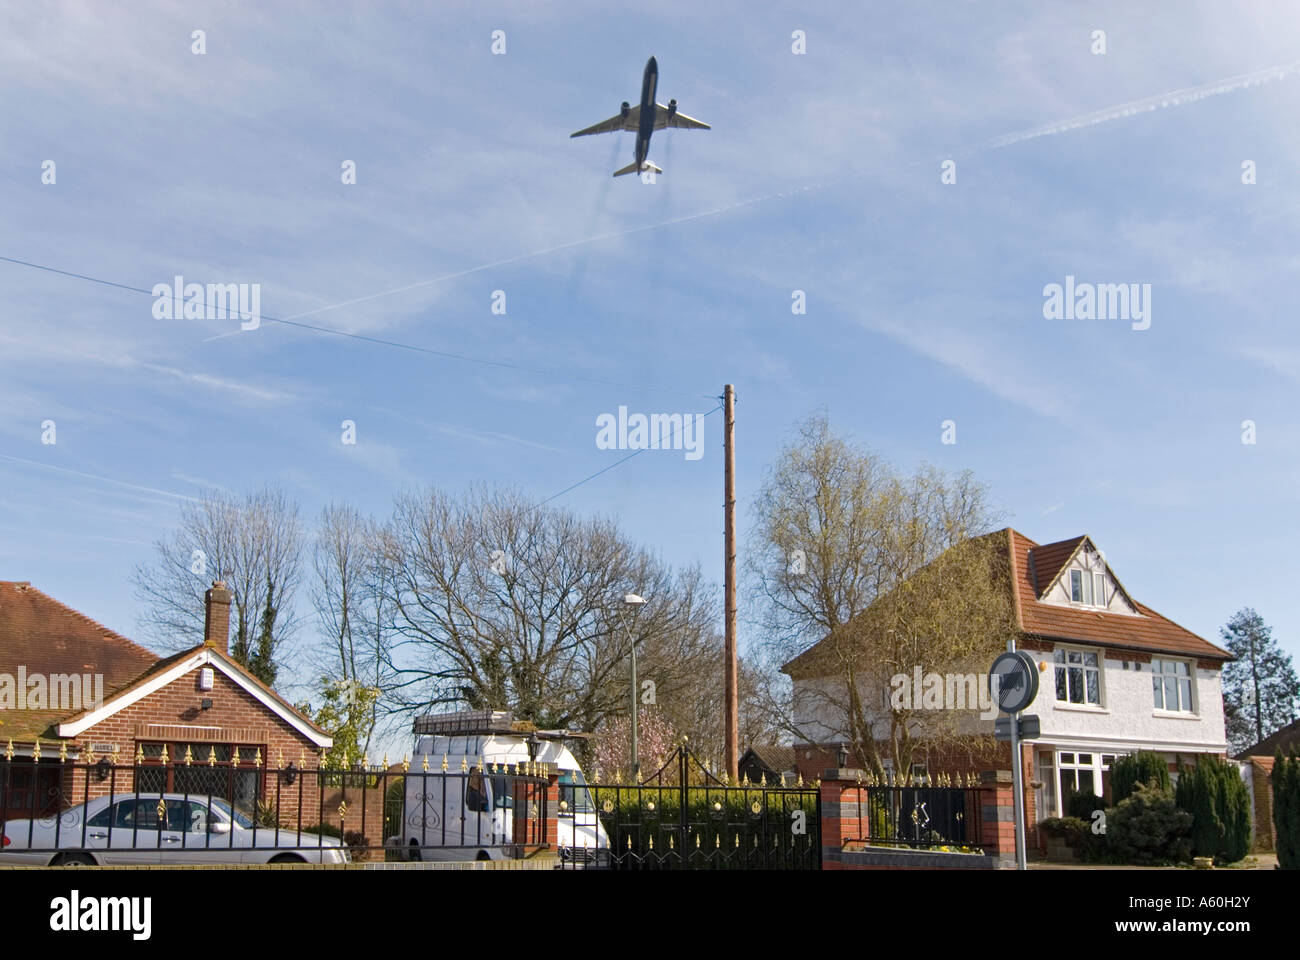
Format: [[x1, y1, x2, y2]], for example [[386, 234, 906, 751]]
[[151, 275, 262, 330], [889, 666, 998, 720], [595, 406, 704, 461], [0, 668, 104, 712], [1042, 275, 1151, 331]]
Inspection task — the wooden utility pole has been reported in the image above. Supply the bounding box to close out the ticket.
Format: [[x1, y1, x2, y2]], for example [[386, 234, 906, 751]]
[[723, 384, 738, 781]]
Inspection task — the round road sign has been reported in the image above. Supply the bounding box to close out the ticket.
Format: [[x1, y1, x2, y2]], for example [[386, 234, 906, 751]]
[[988, 651, 1039, 713]]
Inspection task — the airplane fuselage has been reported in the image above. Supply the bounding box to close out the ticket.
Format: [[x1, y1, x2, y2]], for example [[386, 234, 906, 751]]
[[570, 54, 707, 176], [635, 56, 658, 169]]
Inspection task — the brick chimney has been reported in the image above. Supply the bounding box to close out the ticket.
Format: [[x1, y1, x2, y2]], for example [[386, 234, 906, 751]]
[[203, 581, 232, 652]]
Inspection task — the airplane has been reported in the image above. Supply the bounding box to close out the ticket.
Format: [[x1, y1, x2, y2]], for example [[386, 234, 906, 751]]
[[570, 56, 710, 177]]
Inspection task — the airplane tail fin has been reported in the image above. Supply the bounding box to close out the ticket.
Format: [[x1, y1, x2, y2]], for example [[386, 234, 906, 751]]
[[613, 161, 662, 177]]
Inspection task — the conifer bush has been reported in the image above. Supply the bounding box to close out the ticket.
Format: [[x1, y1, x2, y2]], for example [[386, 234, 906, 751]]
[[1111, 751, 1171, 804], [1174, 755, 1251, 865], [1273, 750, 1300, 870]]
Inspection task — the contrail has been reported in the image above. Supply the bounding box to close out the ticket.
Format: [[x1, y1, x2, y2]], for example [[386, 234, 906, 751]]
[[281, 60, 1300, 323], [276, 189, 816, 323], [0, 453, 199, 502], [967, 59, 1300, 154]]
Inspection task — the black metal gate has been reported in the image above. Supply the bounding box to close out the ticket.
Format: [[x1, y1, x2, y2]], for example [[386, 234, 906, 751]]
[[561, 746, 820, 870]]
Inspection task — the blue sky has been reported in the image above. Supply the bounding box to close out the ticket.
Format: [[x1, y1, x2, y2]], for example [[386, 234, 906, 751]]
[[2, 1, 1298, 716]]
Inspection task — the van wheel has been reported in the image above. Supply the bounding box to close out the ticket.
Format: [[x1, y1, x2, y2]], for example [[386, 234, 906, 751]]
[[54, 853, 95, 866], [476, 850, 491, 861], [408, 840, 422, 862], [269, 854, 306, 864]]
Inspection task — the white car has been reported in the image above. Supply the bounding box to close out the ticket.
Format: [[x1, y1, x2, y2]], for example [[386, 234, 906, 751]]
[[0, 794, 349, 866]]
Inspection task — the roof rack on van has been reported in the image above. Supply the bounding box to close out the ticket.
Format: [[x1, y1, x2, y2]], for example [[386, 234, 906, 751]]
[[412, 708, 590, 740]]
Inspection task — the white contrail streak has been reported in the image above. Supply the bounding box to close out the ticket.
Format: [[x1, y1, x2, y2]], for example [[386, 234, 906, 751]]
[[968, 59, 1300, 154], [0, 454, 199, 502], [275, 189, 819, 323], [218, 59, 1300, 326]]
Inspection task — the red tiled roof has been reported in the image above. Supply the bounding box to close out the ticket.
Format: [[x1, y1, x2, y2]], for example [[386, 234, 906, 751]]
[[1006, 529, 1229, 660], [0, 581, 326, 743], [782, 528, 1231, 677], [0, 580, 160, 741], [1026, 535, 1086, 596], [0, 581, 157, 682]]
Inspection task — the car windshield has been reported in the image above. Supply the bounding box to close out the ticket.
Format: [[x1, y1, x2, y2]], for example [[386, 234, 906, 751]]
[[197, 797, 254, 829], [558, 769, 595, 815]]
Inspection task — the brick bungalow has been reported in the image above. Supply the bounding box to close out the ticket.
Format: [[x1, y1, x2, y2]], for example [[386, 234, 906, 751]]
[[0, 580, 331, 827], [783, 528, 1233, 850]]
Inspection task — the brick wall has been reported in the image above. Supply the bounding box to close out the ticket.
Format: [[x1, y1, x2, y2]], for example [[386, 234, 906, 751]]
[[1247, 756, 1275, 853], [59, 662, 323, 824], [818, 767, 1016, 869], [798, 739, 1042, 852]]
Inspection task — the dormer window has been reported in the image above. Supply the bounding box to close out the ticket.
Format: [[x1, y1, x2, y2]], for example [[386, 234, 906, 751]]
[[1069, 569, 1108, 607]]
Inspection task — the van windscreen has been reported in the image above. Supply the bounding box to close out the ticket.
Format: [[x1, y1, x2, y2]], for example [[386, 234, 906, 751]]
[[558, 769, 594, 815]]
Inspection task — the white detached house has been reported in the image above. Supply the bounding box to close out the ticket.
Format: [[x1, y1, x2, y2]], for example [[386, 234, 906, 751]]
[[783, 529, 1232, 829]]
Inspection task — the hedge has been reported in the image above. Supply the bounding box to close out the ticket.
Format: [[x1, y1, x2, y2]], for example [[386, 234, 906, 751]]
[[1274, 750, 1300, 870]]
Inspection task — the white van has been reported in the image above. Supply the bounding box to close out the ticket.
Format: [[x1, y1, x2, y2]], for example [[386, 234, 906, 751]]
[[397, 709, 608, 864]]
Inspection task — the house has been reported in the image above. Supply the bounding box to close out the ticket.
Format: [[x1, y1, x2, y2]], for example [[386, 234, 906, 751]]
[[782, 528, 1233, 837], [738, 745, 799, 785], [0, 579, 330, 825]]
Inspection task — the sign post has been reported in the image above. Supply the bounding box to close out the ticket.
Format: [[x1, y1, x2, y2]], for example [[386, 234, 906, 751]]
[[989, 648, 1039, 870]]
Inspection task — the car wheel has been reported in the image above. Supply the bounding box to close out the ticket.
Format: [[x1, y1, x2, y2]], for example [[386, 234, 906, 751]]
[[268, 853, 306, 864], [54, 853, 96, 867], [475, 850, 492, 862], [408, 840, 422, 862]]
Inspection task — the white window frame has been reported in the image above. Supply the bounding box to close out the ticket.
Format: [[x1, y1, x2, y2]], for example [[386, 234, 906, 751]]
[[1053, 646, 1103, 706], [1051, 751, 1117, 816], [1069, 567, 1109, 608], [1151, 657, 1196, 713]]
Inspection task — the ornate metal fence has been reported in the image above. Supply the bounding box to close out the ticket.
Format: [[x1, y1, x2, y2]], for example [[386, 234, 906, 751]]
[[0, 748, 549, 865], [839, 771, 988, 851], [561, 746, 820, 870]]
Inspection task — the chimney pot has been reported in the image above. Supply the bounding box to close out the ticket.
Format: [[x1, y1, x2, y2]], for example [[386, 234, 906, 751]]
[[204, 580, 232, 652]]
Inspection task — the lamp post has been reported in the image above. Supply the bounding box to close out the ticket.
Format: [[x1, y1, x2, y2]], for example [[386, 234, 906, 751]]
[[618, 593, 647, 781]]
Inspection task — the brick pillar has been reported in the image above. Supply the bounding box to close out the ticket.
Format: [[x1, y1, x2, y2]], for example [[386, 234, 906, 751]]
[[819, 767, 868, 870], [544, 772, 559, 848], [979, 769, 1018, 869]]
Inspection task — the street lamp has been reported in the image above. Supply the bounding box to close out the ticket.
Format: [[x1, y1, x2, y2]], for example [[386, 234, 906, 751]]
[[618, 593, 647, 781]]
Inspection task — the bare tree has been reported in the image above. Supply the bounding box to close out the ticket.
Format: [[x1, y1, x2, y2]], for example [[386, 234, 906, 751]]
[[131, 486, 304, 686], [309, 502, 398, 758], [377, 485, 719, 747], [748, 413, 1014, 778]]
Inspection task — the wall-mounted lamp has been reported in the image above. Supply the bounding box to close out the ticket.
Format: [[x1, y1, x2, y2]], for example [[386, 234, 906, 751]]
[[281, 762, 297, 786], [94, 758, 111, 782], [837, 743, 849, 768]]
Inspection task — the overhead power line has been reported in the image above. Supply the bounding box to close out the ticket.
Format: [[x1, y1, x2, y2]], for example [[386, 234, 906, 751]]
[[542, 404, 723, 503], [0, 254, 714, 402]]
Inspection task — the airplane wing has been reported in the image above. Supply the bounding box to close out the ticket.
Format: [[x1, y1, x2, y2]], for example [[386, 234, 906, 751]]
[[570, 106, 641, 137], [653, 103, 711, 131]]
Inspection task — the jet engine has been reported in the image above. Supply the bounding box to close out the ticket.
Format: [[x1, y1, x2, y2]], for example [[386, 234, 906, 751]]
[[620, 101, 630, 118], [668, 98, 678, 117]]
